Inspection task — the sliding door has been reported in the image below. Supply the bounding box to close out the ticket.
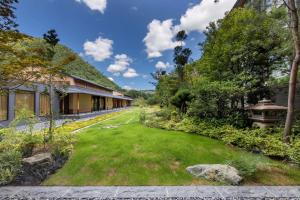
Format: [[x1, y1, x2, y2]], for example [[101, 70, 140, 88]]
[[0, 92, 8, 121], [15, 91, 35, 116]]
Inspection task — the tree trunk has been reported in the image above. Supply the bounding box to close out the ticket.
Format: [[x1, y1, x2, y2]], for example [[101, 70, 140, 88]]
[[48, 75, 54, 140], [284, 0, 300, 143]]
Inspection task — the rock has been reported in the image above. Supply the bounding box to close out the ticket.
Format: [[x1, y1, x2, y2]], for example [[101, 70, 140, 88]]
[[22, 153, 53, 166], [186, 164, 242, 185]]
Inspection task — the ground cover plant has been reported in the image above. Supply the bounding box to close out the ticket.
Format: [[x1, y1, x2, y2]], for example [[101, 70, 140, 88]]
[[44, 108, 300, 186]]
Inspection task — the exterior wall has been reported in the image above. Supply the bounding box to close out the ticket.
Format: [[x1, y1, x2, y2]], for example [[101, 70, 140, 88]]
[[105, 97, 113, 109], [0, 84, 60, 128], [73, 78, 113, 94]]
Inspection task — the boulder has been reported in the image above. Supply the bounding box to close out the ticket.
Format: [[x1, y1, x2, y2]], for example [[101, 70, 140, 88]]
[[186, 164, 242, 185], [22, 153, 53, 166]]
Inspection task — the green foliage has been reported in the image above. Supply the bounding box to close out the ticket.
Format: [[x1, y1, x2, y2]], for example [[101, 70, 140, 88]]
[[225, 157, 257, 178], [170, 89, 194, 113], [133, 97, 147, 107], [53, 44, 120, 90], [0, 149, 22, 185], [289, 139, 300, 164], [50, 130, 75, 158], [144, 110, 300, 162], [139, 110, 146, 124], [146, 96, 159, 105]]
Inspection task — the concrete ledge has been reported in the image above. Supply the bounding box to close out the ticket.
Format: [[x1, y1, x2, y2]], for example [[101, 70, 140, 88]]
[[1, 186, 300, 199]]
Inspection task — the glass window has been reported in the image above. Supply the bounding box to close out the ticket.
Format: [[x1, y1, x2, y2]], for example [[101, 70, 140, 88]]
[[40, 94, 50, 116], [15, 91, 35, 116], [0, 92, 8, 121]]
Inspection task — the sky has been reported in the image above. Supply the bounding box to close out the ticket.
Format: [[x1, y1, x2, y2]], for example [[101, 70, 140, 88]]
[[15, 0, 236, 90]]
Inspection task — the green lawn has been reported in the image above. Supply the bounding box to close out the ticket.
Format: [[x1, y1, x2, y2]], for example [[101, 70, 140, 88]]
[[44, 108, 300, 186]]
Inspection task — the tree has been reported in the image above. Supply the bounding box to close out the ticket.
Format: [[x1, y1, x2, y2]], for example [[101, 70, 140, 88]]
[[150, 69, 166, 86], [170, 89, 194, 113], [42, 29, 75, 138], [0, 0, 46, 92], [198, 8, 284, 106], [0, 0, 18, 31], [283, 0, 300, 143], [173, 30, 192, 83]]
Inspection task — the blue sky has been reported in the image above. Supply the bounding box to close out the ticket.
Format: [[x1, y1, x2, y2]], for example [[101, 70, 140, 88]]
[[15, 0, 235, 90]]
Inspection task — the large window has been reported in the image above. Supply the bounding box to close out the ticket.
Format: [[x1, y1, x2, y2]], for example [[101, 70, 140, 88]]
[[15, 91, 35, 116], [40, 94, 50, 116], [0, 92, 8, 121]]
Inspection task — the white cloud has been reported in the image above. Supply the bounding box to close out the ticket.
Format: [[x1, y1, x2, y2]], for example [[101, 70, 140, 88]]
[[143, 19, 180, 58], [143, 0, 235, 58], [123, 68, 139, 78], [178, 0, 236, 33], [123, 85, 132, 90], [107, 54, 132, 75], [76, 0, 107, 13], [155, 61, 171, 70], [108, 77, 114, 82], [83, 36, 113, 61]]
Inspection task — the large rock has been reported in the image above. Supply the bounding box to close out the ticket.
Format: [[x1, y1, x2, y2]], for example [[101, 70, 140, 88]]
[[22, 153, 53, 166], [186, 164, 242, 185]]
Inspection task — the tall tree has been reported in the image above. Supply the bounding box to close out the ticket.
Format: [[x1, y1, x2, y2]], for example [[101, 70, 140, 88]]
[[42, 29, 75, 138], [283, 0, 300, 143], [174, 30, 192, 83], [0, 0, 18, 31], [0, 0, 44, 92]]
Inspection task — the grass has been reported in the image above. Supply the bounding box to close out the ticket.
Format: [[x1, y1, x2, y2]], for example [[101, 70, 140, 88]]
[[44, 108, 300, 186]]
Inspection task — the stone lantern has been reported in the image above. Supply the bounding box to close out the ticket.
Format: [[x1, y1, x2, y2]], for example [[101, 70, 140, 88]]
[[249, 99, 287, 128]]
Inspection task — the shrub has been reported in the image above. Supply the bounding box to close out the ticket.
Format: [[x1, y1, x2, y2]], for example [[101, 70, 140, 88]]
[[139, 110, 146, 124], [289, 139, 300, 164], [50, 130, 75, 158], [225, 157, 257, 178], [0, 150, 22, 185]]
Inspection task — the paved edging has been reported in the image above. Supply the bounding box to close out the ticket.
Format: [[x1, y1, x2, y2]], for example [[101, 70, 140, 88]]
[[1, 186, 300, 199]]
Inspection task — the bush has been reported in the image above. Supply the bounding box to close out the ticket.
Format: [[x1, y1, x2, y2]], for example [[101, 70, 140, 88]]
[[143, 110, 295, 162], [289, 139, 300, 164], [139, 110, 146, 124], [0, 150, 22, 185], [50, 130, 75, 158], [225, 157, 257, 178]]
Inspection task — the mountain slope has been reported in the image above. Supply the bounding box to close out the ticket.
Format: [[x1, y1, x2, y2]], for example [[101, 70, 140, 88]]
[[53, 44, 121, 90]]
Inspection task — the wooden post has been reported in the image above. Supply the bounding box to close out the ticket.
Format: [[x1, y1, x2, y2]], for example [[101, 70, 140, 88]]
[[77, 93, 80, 114]]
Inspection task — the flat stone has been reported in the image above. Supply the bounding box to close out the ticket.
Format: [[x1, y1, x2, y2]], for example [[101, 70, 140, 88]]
[[167, 186, 222, 198], [22, 153, 53, 165], [116, 186, 167, 198], [265, 186, 300, 198], [64, 186, 118, 198], [216, 186, 275, 198], [1, 186, 300, 199]]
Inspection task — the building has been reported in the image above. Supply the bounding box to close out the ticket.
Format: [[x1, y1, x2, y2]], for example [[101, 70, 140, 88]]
[[0, 74, 133, 127]]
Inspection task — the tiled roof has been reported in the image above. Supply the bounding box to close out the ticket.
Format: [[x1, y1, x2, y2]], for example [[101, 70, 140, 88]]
[[60, 86, 133, 101]]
